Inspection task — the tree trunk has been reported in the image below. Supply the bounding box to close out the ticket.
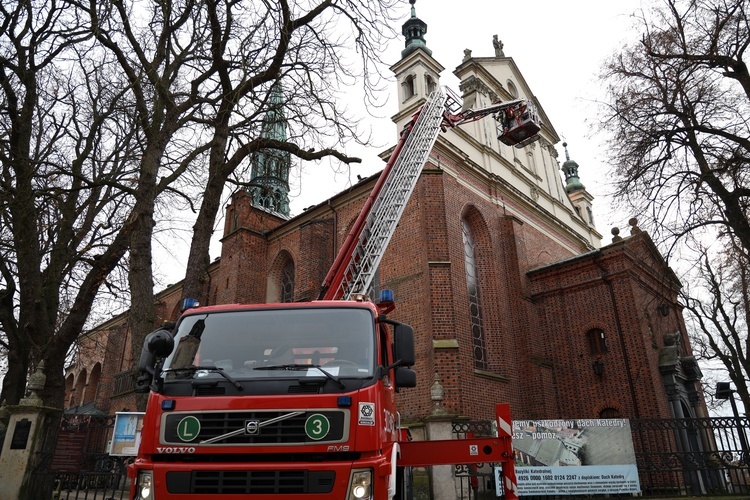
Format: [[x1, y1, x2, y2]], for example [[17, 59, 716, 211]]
[[180, 116, 232, 305], [128, 147, 160, 411], [181, 162, 228, 304], [0, 345, 29, 406]]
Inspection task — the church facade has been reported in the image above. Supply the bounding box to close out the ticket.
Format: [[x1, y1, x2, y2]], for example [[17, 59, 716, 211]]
[[65, 6, 705, 427]]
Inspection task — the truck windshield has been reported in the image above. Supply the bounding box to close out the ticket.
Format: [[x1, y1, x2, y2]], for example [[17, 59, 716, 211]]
[[162, 307, 376, 381]]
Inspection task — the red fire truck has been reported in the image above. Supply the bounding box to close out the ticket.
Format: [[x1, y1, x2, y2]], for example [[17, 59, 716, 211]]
[[130, 88, 540, 499]]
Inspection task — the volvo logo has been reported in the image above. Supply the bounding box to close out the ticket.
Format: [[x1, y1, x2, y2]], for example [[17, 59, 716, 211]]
[[157, 446, 196, 454], [245, 419, 260, 435]]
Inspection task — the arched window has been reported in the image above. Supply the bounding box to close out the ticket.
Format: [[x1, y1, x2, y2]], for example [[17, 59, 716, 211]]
[[74, 369, 88, 408], [281, 259, 295, 303], [425, 74, 437, 94], [402, 75, 416, 101], [65, 373, 75, 408], [87, 363, 102, 405], [462, 218, 488, 369], [267, 251, 295, 303], [586, 329, 608, 355]]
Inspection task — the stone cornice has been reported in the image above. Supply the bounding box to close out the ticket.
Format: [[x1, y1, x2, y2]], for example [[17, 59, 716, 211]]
[[458, 75, 501, 103]]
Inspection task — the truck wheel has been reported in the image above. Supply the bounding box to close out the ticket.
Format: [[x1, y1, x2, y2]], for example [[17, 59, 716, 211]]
[[395, 466, 413, 500]]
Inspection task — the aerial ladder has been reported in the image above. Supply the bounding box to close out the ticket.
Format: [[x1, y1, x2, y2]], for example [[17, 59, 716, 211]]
[[318, 87, 541, 302]]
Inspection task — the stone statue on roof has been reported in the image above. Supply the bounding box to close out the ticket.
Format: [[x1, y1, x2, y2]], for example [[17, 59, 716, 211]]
[[493, 35, 505, 57]]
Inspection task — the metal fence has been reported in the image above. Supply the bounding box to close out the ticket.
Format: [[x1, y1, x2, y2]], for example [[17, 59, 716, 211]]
[[452, 419, 499, 499], [33, 413, 133, 500], [631, 416, 750, 497], [34, 413, 750, 499], [452, 416, 750, 499]]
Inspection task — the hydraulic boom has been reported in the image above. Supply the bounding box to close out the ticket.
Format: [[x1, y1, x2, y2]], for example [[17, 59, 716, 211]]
[[318, 88, 540, 302]]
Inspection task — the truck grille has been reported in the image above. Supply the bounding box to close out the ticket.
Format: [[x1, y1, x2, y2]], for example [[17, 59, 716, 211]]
[[166, 470, 335, 494], [162, 410, 348, 445]]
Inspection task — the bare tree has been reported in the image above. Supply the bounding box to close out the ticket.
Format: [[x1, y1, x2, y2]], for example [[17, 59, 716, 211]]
[[1, 0, 402, 412], [82, 2, 401, 395], [0, 1, 401, 495], [600, 0, 749, 256], [682, 239, 750, 412], [600, 0, 749, 408], [0, 0, 141, 408], [81, 0, 222, 408]]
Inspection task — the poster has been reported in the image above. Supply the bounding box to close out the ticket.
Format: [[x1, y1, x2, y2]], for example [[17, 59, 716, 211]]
[[110, 412, 145, 456], [495, 419, 641, 496]]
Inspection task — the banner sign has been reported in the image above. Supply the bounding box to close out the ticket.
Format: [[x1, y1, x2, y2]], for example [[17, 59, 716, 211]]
[[495, 419, 641, 496], [110, 412, 145, 456]]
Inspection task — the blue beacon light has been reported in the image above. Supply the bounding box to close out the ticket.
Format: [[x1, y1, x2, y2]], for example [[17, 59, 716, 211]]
[[182, 298, 200, 311]]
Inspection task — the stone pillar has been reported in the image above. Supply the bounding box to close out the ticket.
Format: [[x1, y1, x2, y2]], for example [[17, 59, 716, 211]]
[[0, 362, 62, 500], [423, 373, 459, 500], [424, 414, 458, 500]]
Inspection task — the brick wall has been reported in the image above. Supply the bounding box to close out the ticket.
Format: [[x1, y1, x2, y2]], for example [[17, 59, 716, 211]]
[[528, 232, 688, 419], [73, 159, 704, 426]]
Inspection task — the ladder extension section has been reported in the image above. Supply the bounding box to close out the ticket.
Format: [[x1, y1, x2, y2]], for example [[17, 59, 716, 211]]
[[322, 90, 448, 300]]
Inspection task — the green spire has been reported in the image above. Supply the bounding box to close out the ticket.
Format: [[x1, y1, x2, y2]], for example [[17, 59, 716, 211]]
[[561, 142, 585, 193], [250, 82, 291, 217], [401, 0, 431, 58]]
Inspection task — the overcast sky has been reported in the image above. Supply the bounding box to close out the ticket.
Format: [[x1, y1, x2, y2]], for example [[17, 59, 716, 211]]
[[286, 0, 647, 230]]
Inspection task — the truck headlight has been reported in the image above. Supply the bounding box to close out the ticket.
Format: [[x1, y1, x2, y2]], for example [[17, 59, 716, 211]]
[[135, 471, 154, 500], [348, 469, 372, 500]]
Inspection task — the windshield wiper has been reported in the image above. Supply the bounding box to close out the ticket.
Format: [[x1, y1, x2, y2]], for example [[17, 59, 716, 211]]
[[254, 364, 345, 389], [164, 365, 243, 390]]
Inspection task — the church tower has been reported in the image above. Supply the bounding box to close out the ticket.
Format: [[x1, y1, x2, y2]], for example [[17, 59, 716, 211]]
[[390, 0, 444, 128], [561, 142, 596, 228], [249, 83, 291, 217]]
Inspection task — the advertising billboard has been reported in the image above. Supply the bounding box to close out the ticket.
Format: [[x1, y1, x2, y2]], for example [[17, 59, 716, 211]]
[[109, 412, 145, 456], [495, 419, 640, 496]]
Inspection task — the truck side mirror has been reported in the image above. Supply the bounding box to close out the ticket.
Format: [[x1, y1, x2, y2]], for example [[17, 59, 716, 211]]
[[393, 323, 415, 367], [395, 367, 417, 389], [149, 327, 175, 357], [135, 327, 175, 393]]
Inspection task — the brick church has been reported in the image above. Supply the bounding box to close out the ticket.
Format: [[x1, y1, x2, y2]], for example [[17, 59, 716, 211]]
[[65, 4, 706, 425]]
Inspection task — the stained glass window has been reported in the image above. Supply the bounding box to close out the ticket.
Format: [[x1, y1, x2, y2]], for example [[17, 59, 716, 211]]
[[281, 259, 295, 303], [462, 219, 488, 370]]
